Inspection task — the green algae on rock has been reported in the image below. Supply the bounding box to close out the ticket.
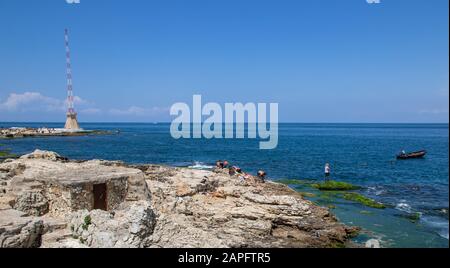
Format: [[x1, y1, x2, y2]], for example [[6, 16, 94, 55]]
[[311, 180, 360, 191], [342, 193, 386, 209], [396, 212, 421, 223], [300, 192, 316, 198], [277, 179, 309, 185], [359, 210, 373, 215], [0, 145, 16, 160]]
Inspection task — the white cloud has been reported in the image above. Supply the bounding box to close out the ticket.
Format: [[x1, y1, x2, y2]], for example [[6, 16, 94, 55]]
[[79, 108, 102, 115], [0, 92, 60, 111], [0, 91, 170, 119], [109, 106, 169, 117], [0, 91, 91, 113], [71, 96, 90, 106]]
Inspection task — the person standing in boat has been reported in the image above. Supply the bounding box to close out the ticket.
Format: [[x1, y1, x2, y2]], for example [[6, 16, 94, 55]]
[[324, 163, 331, 181]]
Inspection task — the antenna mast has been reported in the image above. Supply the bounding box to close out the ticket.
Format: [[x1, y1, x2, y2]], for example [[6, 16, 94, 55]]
[[64, 29, 80, 130]]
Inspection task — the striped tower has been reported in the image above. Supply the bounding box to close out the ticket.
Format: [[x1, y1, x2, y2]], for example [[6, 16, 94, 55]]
[[64, 28, 80, 130]]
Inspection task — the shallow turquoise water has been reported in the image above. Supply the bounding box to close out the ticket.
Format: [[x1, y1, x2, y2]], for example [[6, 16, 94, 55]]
[[1, 122, 448, 247]]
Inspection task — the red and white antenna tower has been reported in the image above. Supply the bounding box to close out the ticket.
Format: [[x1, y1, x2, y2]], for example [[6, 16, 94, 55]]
[[64, 28, 80, 130], [65, 28, 75, 115]]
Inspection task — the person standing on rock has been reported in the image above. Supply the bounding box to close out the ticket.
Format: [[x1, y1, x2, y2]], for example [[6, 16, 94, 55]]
[[324, 163, 331, 181]]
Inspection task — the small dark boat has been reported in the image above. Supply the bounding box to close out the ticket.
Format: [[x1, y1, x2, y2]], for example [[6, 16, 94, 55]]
[[397, 150, 427, 160]]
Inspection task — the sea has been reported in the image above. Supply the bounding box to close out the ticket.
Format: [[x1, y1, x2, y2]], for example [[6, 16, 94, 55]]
[[1, 122, 448, 248]]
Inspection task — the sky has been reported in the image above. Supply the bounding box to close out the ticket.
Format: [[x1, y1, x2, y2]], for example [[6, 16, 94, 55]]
[[0, 0, 448, 123]]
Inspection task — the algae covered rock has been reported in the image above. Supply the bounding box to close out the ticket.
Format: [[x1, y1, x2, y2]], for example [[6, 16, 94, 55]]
[[0, 145, 16, 160], [311, 180, 360, 191], [342, 193, 386, 209], [396, 212, 421, 223], [300, 192, 316, 198], [277, 179, 308, 186]]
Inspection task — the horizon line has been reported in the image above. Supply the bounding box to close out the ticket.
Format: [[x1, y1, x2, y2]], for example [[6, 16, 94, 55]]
[[0, 121, 449, 125]]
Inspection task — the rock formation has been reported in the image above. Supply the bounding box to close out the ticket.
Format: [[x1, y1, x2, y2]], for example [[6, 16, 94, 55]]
[[0, 150, 359, 248], [0, 128, 110, 138]]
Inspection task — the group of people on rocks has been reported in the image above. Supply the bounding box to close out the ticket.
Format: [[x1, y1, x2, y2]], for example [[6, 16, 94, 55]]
[[215, 160, 266, 183], [215, 159, 332, 183]]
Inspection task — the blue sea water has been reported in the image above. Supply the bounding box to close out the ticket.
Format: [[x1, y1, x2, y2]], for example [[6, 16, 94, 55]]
[[1, 122, 448, 248]]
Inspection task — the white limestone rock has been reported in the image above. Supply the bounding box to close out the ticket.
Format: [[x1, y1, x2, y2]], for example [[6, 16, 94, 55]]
[[0, 209, 44, 248]]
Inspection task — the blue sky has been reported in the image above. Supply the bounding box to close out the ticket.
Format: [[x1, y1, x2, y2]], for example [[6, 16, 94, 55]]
[[0, 0, 448, 123]]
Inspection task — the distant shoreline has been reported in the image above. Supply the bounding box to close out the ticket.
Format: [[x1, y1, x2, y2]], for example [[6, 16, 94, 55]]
[[0, 127, 113, 139]]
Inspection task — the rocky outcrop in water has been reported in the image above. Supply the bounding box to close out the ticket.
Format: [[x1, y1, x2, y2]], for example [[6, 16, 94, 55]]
[[0, 128, 110, 139], [0, 150, 359, 248]]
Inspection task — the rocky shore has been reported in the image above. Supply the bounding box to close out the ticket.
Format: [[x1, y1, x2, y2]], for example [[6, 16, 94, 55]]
[[0, 127, 110, 138], [0, 150, 359, 248]]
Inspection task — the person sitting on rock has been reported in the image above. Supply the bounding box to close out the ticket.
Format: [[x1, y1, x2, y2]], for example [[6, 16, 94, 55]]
[[257, 170, 267, 182], [228, 167, 236, 176], [229, 166, 242, 176], [238, 173, 251, 182], [222, 160, 229, 168], [234, 166, 242, 173], [216, 160, 224, 169]]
